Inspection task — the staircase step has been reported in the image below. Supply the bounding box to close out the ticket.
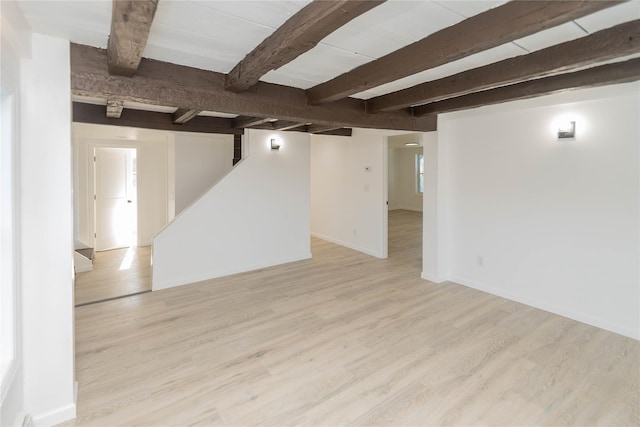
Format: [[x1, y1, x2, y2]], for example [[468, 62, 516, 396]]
[[75, 247, 94, 262]]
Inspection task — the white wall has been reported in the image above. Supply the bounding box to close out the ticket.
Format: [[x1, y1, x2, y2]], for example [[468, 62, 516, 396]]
[[174, 132, 233, 214], [73, 124, 171, 247], [74, 125, 236, 248], [421, 131, 447, 283], [432, 83, 640, 339], [388, 146, 423, 212], [20, 34, 76, 425], [0, 2, 29, 425], [310, 129, 388, 258], [153, 129, 311, 290]]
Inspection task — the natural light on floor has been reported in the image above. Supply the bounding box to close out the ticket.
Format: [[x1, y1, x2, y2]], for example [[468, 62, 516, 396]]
[[119, 247, 135, 271]]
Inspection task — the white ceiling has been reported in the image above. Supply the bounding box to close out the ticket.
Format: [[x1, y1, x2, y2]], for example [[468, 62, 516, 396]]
[[16, 0, 640, 105]]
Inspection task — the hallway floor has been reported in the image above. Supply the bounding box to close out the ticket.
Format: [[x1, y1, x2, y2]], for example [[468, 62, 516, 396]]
[[74, 246, 151, 306]]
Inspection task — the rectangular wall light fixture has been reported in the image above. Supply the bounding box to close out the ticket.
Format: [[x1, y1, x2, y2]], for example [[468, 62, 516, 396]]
[[557, 121, 576, 139]]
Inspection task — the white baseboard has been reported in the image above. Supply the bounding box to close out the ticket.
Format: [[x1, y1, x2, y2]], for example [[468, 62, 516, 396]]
[[421, 272, 448, 283], [32, 403, 75, 427], [311, 232, 384, 258], [153, 252, 313, 291], [73, 252, 93, 273], [11, 413, 30, 427], [450, 275, 639, 341], [74, 264, 92, 273]]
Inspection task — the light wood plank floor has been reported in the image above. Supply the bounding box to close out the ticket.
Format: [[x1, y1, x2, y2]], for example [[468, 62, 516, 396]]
[[74, 246, 151, 306], [62, 210, 639, 426]]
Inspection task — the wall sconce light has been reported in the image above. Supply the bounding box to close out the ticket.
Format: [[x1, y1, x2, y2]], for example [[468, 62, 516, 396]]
[[405, 142, 419, 146], [557, 121, 576, 139], [270, 138, 281, 150]]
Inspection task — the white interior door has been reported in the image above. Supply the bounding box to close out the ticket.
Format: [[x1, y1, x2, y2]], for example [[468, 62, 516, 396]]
[[94, 147, 137, 251]]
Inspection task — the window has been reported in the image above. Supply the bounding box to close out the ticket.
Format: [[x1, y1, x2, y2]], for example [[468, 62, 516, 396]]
[[416, 153, 424, 194]]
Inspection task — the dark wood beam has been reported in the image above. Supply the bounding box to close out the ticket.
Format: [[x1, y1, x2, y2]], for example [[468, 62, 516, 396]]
[[225, 0, 386, 92], [368, 19, 640, 113], [108, 0, 159, 76], [272, 121, 306, 131], [412, 58, 640, 116], [307, 0, 623, 105], [172, 108, 201, 124], [314, 128, 353, 137], [73, 102, 243, 135], [106, 99, 124, 118], [306, 124, 342, 134], [232, 116, 274, 129], [233, 134, 242, 166], [71, 44, 437, 132]]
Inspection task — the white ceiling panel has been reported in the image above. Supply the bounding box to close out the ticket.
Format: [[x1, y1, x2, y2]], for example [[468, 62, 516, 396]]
[[145, 26, 248, 72], [575, 1, 640, 33], [433, 0, 508, 18], [260, 71, 321, 90], [513, 22, 587, 53], [198, 111, 238, 119], [147, 1, 278, 72], [190, 0, 311, 29], [264, 43, 374, 88], [17, 0, 111, 48], [141, 44, 231, 74], [352, 42, 525, 99], [321, 1, 464, 59]]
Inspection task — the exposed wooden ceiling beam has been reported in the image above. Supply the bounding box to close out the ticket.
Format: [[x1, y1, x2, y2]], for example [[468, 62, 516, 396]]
[[368, 19, 640, 113], [106, 99, 124, 118], [107, 0, 159, 76], [172, 108, 201, 124], [74, 102, 243, 135], [225, 0, 386, 92], [314, 128, 353, 137], [71, 44, 437, 132], [271, 121, 306, 131], [306, 124, 343, 134], [306, 0, 623, 105], [412, 58, 640, 116], [232, 116, 274, 129]]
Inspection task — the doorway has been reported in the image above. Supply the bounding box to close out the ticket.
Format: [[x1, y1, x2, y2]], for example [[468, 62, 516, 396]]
[[94, 147, 138, 250], [386, 133, 424, 264], [74, 146, 151, 307]]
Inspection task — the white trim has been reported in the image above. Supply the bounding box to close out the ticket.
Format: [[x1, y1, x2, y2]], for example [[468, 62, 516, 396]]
[[421, 272, 448, 283], [11, 412, 31, 427], [311, 232, 384, 258], [31, 403, 76, 427], [380, 138, 388, 260], [450, 275, 640, 340], [0, 88, 20, 408], [152, 252, 312, 291], [74, 265, 93, 274]]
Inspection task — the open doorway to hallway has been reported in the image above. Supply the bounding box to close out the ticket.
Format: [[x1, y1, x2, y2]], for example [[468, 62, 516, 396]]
[[75, 145, 152, 306], [387, 133, 423, 264], [72, 123, 173, 306], [74, 146, 152, 306]]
